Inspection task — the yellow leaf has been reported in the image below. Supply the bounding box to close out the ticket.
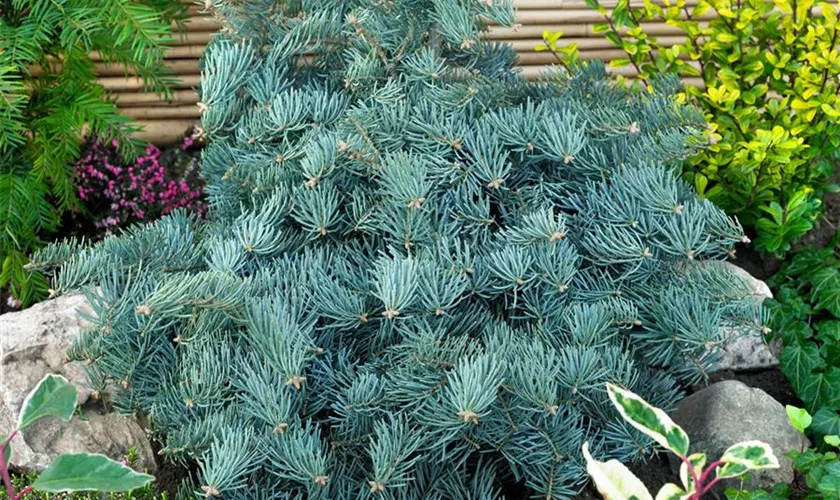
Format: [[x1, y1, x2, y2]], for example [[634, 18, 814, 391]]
[[791, 98, 815, 110], [774, 0, 793, 13], [821, 102, 840, 118], [695, 173, 708, 195]]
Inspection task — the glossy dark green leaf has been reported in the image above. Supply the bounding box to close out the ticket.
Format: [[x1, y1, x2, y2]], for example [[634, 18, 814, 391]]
[[816, 320, 840, 343], [818, 473, 840, 497], [724, 488, 778, 500], [812, 408, 840, 437], [795, 368, 840, 412], [811, 268, 840, 317], [781, 343, 825, 407]]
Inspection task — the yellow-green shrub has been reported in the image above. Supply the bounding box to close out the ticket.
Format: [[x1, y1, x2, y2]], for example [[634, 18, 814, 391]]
[[539, 0, 840, 255]]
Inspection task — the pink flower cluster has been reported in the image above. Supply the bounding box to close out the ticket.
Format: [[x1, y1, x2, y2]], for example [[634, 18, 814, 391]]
[[75, 133, 206, 235]]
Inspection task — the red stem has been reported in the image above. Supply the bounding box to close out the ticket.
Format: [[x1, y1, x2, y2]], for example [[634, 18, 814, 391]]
[[1, 431, 19, 500], [698, 460, 725, 486], [685, 460, 726, 500], [679, 455, 701, 492], [14, 485, 33, 500]]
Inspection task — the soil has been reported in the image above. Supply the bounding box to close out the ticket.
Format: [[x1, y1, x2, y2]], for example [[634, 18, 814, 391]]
[[701, 368, 800, 408], [0, 287, 10, 315], [798, 190, 840, 250], [149, 439, 194, 498]]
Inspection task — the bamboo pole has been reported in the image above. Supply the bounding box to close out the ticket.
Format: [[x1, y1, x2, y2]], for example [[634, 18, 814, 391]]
[[98, 75, 200, 91], [512, 0, 699, 8], [507, 35, 686, 51], [172, 31, 215, 46], [122, 105, 202, 119], [113, 90, 199, 106], [92, 59, 200, 77], [133, 120, 199, 144], [486, 22, 693, 39], [513, 8, 715, 24], [180, 17, 221, 31], [517, 46, 698, 64], [90, 44, 205, 61]]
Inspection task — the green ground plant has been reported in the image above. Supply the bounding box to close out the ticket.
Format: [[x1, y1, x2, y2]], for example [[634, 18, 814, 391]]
[[538, 0, 840, 256], [30, 0, 769, 496], [1, 447, 161, 500], [764, 233, 840, 439], [0, 0, 187, 306], [1, 375, 154, 499], [723, 406, 840, 500]]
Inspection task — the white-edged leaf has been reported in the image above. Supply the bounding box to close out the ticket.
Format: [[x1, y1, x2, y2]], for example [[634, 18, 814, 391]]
[[679, 453, 705, 491], [655, 483, 692, 500], [17, 374, 77, 431], [606, 383, 690, 457], [583, 442, 653, 500], [717, 441, 779, 479], [32, 453, 154, 492], [716, 462, 748, 479]]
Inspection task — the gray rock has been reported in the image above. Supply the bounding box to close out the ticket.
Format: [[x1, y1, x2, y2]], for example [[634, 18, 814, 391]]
[[0, 293, 156, 473], [670, 381, 807, 497], [712, 262, 780, 371]]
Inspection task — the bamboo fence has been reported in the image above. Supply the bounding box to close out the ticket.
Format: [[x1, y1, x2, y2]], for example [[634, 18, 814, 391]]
[[119, 1, 695, 143]]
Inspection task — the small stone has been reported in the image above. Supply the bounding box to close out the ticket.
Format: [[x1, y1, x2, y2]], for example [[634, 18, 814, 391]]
[[670, 381, 807, 498], [707, 262, 779, 371], [0, 293, 156, 473]]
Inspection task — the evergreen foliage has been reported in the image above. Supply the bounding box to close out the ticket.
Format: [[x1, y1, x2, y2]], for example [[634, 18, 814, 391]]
[[33, 0, 768, 497], [0, 0, 186, 305]]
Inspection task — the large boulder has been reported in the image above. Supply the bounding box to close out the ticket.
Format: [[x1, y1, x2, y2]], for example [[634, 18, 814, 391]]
[[670, 381, 807, 497], [713, 262, 780, 371], [0, 293, 156, 473]]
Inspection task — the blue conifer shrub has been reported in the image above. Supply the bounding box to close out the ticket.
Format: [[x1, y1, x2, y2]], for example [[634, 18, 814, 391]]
[[32, 0, 768, 497]]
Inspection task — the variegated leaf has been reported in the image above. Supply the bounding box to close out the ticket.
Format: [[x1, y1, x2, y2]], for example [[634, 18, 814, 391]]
[[717, 441, 779, 479], [655, 483, 692, 500], [583, 442, 653, 500], [606, 383, 690, 457], [679, 453, 705, 492]]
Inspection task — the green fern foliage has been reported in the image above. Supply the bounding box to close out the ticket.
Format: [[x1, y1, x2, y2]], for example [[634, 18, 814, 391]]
[[0, 0, 187, 306]]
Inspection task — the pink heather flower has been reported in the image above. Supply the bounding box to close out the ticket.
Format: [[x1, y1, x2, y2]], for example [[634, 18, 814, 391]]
[[6, 295, 22, 310], [74, 135, 206, 236]]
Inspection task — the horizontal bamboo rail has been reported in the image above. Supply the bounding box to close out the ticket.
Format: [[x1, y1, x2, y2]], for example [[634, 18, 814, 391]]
[[121, 0, 708, 143]]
